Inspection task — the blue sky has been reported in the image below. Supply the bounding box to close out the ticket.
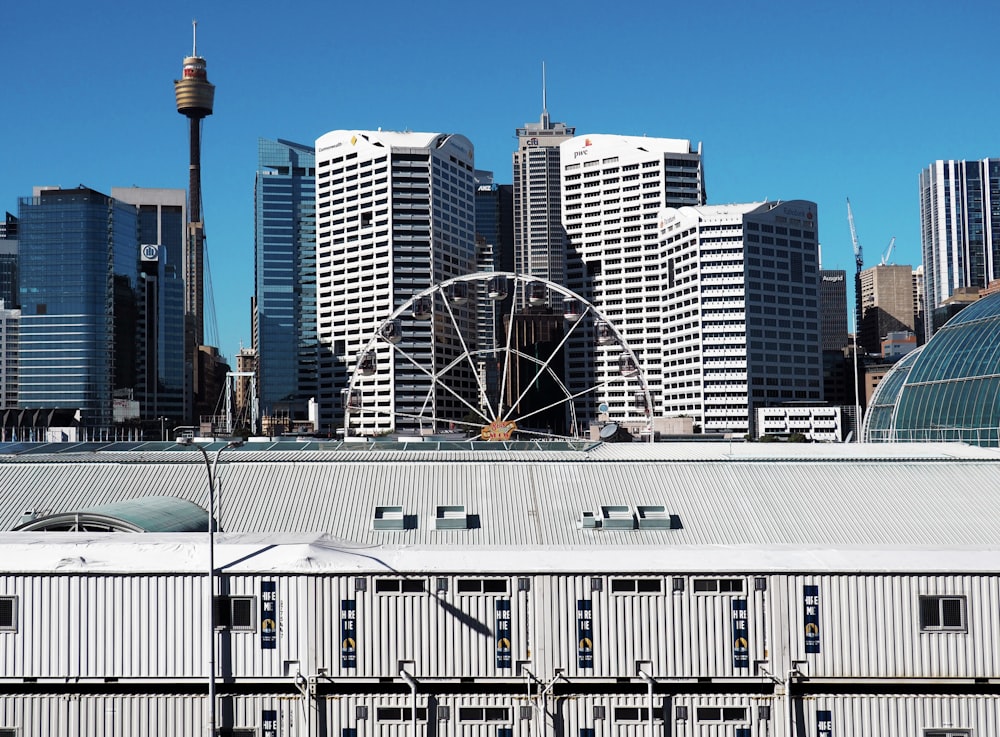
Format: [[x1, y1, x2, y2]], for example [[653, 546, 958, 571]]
[[3, 0, 998, 361]]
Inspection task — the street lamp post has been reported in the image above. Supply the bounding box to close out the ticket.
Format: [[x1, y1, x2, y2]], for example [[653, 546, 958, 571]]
[[178, 437, 244, 736]]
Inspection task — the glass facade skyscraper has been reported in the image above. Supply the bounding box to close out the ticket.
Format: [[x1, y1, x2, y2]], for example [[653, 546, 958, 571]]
[[254, 139, 316, 417], [919, 159, 1000, 339], [18, 187, 139, 427], [0, 212, 17, 308], [112, 187, 188, 428]]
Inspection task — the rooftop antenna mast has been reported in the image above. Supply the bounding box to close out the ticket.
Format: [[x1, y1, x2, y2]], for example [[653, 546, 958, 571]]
[[192, 19, 198, 56], [540, 62, 550, 127]]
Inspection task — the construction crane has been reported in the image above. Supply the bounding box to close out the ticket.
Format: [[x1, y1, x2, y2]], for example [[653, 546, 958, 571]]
[[847, 198, 863, 275], [879, 236, 896, 266]]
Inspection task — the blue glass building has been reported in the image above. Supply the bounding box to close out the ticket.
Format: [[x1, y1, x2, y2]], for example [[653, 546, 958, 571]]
[[17, 187, 139, 427], [863, 291, 1000, 446], [254, 139, 316, 419]]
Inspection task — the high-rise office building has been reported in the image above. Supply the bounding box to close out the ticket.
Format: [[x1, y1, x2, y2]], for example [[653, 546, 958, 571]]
[[17, 186, 139, 427], [656, 201, 823, 435], [818, 269, 854, 408], [253, 139, 316, 419], [858, 264, 918, 355], [112, 187, 188, 428], [513, 103, 574, 299], [314, 130, 477, 435], [819, 269, 849, 352], [474, 170, 514, 410], [560, 133, 706, 430], [0, 213, 17, 310], [0, 299, 18, 409], [912, 265, 925, 344], [919, 159, 1000, 338]]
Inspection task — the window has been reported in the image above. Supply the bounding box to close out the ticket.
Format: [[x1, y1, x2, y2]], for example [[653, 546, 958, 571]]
[[610, 578, 662, 594], [919, 596, 967, 631], [459, 708, 510, 722], [0, 596, 16, 631], [692, 579, 744, 594], [613, 708, 662, 722], [375, 578, 426, 594], [925, 731, 972, 737], [214, 596, 255, 631], [456, 578, 508, 595], [217, 730, 255, 737], [0, 729, 16, 737], [696, 707, 748, 722], [376, 708, 428, 722]]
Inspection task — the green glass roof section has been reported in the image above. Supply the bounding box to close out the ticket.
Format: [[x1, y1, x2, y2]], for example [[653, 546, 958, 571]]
[[13, 496, 208, 532]]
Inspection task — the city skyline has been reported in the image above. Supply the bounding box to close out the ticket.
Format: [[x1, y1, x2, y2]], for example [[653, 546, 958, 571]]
[[4, 0, 1000, 361]]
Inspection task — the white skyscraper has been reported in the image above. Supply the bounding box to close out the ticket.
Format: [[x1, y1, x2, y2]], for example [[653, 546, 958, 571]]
[[920, 159, 1000, 338], [314, 130, 478, 435], [560, 134, 706, 430], [657, 201, 822, 435]]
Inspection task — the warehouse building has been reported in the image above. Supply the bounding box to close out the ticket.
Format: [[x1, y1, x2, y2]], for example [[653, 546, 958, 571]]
[[0, 439, 998, 735]]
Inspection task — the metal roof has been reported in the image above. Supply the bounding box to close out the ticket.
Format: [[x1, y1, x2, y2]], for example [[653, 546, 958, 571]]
[[1, 442, 999, 554]]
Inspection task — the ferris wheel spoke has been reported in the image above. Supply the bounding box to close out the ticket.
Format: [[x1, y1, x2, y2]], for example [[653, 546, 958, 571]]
[[500, 310, 589, 424], [387, 341, 492, 428], [500, 364, 580, 428], [497, 277, 519, 419], [439, 288, 497, 421]]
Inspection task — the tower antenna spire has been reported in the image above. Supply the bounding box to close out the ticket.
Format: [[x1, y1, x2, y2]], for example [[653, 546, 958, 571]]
[[540, 62, 550, 128], [192, 19, 198, 57], [542, 61, 547, 115]]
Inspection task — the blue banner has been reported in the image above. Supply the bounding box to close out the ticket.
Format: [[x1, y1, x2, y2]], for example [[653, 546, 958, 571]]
[[804, 584, 821, 653], [577, 600, 593, 668], [261, 581, 277, 650], [496, 600, 512, 669], [732, 598, 749, 669], [262, 709, 278, 737], [817, 709, 832, 737], [341, 599, 357, 668]]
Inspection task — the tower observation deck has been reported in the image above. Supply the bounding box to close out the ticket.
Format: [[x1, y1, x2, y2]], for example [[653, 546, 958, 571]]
[[173, 21, 215, 350]]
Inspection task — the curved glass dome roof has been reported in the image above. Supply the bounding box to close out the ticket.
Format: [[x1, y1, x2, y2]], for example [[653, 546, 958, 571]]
[[863, 292, 1000, 446]]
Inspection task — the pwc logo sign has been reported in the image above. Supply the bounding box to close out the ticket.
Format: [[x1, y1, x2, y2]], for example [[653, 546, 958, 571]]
[[573, 139, 594, 159]]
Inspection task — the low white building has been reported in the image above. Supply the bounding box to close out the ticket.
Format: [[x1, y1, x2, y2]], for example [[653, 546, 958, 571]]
[[755, 404, 845, 441], [0, 440, 998, 735]]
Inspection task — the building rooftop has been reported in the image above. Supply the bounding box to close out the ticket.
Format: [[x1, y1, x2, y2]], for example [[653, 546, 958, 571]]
[[1, 441, 998, 561]]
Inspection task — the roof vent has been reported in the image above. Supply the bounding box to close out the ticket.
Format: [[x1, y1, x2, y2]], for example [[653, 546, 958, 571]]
[[373, 505, 406, 531], [579, 510, 598, 529], [637, 505, 672, 529], [600, 505, 636, 530], [435, 505, 468, 530]]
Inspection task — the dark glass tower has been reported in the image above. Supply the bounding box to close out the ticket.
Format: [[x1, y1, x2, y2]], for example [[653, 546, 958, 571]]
[[0, 212, 16, 308], [113, 187, 188, 429], [17, 187, 139, 428], [253, 138, 316, 420]]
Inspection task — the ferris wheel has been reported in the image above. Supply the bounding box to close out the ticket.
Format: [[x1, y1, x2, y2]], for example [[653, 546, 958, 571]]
[[343, 273, 652, 441]]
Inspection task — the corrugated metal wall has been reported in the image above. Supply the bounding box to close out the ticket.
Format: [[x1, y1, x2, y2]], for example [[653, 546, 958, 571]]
[[2, 693, 1000, 736], [793, 694, 1000, 736], [5, 571, 1000, 681], [782, 574, 1000, 679], [0, 573, 205, 679]]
